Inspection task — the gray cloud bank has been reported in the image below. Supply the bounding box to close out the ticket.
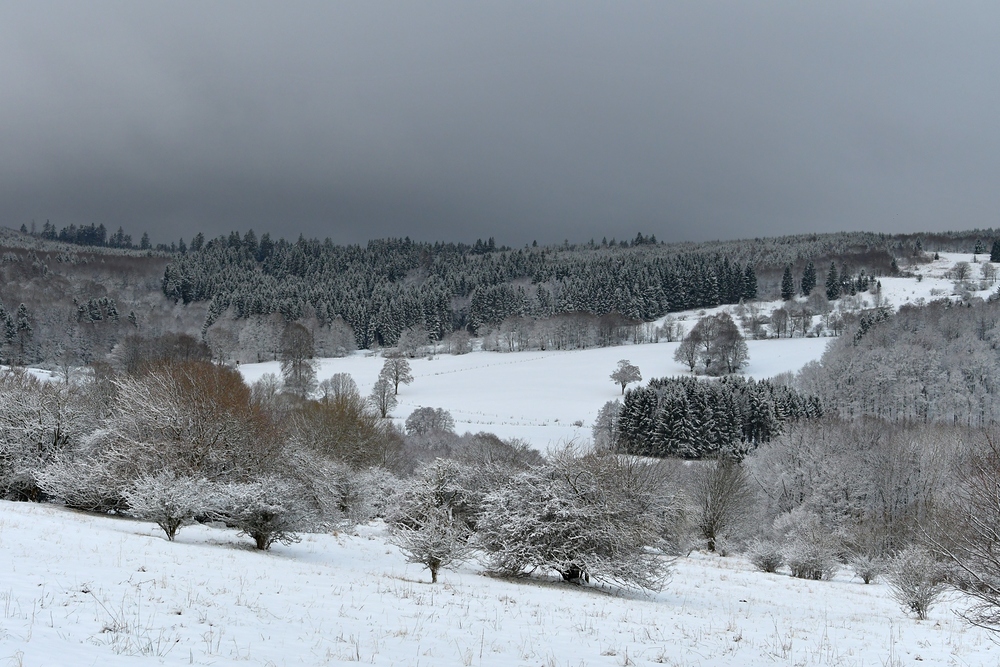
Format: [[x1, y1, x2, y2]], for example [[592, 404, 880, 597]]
[[2, 2, 998, 245]]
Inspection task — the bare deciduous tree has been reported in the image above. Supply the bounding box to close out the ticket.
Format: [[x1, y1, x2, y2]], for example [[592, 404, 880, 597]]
[[380, 357, 414, 395], [280, 322, 317, 398], [368, 377, 397, 418], [691, 455, 754, 553]]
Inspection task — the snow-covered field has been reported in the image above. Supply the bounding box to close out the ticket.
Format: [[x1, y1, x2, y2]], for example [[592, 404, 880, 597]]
[[239, 338, 829, 447], [0, 499, 994, 667]]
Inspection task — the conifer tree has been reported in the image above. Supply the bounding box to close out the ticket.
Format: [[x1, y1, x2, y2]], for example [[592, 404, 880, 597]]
[[742, 264, 758, 300], [781, 266, 795, 301], [800, 261, 816, 297], [825, 262, 840, 300]]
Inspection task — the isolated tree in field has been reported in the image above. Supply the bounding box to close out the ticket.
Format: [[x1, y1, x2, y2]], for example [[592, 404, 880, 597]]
[[369, 377, 397, 418], [952, 261, 972, 281], [405, 407, 455, 436], [781, 265, 795, 301], [280, 322, 317, 398], [677, 313, 748, 375], [982, 261, 997, 284], [992, 240, 1000, 263], [800, 261, 817, 297], [610, 359, 642, 394], [380, 357, 414, 395], [317, 372, 359, 403]]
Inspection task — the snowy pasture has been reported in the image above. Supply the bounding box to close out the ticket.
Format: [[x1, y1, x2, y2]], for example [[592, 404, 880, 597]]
[[0, 500, 995, 667], [239, 337, 829, 447]]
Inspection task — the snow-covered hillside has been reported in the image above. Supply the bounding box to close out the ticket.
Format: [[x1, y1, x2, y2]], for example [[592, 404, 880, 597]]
[[0, 500, 993, 667], [239, 252, 997, 447]]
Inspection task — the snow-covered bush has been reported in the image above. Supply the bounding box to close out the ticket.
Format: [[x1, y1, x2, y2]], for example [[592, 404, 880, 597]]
[[123, 472, 221, 541], [887, 547, 947, 620], [775, 509, 839, 581], [387, 465, 474, 583], [0, 370, 94, 501], [849, 552, 887, 585], [476, 449, 679, 591], [746, 539, 784, 573], [217, 477, 315, 550], [36, 447, 127, 513]]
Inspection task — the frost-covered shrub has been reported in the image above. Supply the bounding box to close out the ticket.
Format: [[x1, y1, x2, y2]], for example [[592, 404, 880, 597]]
[[387, 468, 473, 583], [36, 449, 127, 513], [849, 552, 887, 585], [747, 539, 784, 573], [775, 509, 839, 581], [0, 370, 94, 502], [784, 539, 839, 581], [123, 472, 221, 541], [887, 547, 947, 620], [477, 449, 679, 590], [217, 477, 315, 550]]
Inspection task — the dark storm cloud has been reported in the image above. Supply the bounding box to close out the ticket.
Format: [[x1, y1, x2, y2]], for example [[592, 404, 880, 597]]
[[2, 2, 999, 246]]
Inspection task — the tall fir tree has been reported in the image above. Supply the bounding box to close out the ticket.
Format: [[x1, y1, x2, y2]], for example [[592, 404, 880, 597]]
[[800, 260, 816, 296], [742, 264, 758, 301], [991, 240, 1000, 263], [780, 265, 795, 301], [825, 262, 840, 300]]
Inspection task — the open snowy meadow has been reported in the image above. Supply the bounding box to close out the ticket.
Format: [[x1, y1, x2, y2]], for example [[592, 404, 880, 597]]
[[1, 499, 995, 667], [239, 337, 830, 447]]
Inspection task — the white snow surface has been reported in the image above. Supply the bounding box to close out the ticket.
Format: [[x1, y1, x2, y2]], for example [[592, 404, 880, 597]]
[[240, 337, 829, 447], [0, 500, 994, 667]]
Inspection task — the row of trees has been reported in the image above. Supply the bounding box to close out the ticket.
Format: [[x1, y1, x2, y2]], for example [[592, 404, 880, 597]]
[[161, 232, 763, 348]]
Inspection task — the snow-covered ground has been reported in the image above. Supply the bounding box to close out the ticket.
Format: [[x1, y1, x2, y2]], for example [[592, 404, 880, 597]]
[[241, 337, 828, 447], [0, 500, 993, 667]]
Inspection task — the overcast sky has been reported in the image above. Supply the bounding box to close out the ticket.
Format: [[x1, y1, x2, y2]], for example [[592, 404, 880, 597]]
[[2, 2, 998, 246]]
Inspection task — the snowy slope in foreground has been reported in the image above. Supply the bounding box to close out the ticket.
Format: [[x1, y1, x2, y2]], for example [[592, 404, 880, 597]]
[[0, 500, 992, 667], [240, 338, 828, 448]]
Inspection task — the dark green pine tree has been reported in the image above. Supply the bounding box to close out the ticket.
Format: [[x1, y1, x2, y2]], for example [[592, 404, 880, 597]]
[[742, 264, 758, 301], [780, 265, 795, 301], [992, 240, 1000, 263], [825, 262, 840, 300], [800, 261, 816, 297]]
